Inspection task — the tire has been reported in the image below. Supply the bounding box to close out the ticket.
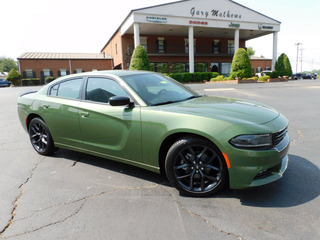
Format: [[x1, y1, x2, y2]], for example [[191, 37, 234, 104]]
[[165, 137, 227, 197], [29, 118, 55, 156]]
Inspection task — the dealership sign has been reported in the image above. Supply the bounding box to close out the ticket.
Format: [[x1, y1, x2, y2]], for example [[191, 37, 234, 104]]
[[190, 7, 242, 19], [146, 16, 167, 23], [189, 20, 208, 25], [258, 24, 274, 30], [229, 22, 240, 28]]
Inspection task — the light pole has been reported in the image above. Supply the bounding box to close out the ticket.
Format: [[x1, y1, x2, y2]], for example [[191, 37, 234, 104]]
[[295, 43, 302, 74]]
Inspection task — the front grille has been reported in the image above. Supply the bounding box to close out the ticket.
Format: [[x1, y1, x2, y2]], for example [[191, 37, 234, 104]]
[[273, 127, 288, 146]]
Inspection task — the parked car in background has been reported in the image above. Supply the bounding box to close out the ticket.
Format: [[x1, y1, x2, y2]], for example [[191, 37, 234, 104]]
[[311, 73, 318, 79], [255, 70, 272, 78], [0, 78, 11, 87], [18, 71, 290, 196], [293, 73, 317, 80]]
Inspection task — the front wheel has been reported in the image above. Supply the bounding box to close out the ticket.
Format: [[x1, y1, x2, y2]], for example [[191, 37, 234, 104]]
[[29, 117, 55, 156], [165, 138, 227, 196]]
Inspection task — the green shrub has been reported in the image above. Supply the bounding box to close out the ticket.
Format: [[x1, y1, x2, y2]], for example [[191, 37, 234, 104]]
[[275, 53, 292, 77], [183, 73, 192, 82], [209, 72, 219, 79], [22, 78, 41, 86], [210, 75, 225, 81], [129, 45, 151, 71], [230, 48, 253, 79], [6, 68, 21, 85], [45, 76, 55, 84], [270, 71, 280, 78], [259, 75, 270, 82], [200, 72, 210, 81]]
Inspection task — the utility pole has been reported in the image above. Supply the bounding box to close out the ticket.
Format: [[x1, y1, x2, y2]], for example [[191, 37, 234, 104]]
[[300, 48, 304, 72], [295, 43, 302, 73]]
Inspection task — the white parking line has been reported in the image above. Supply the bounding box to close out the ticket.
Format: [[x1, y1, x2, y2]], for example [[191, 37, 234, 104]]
[[204, 88, 236, 91]]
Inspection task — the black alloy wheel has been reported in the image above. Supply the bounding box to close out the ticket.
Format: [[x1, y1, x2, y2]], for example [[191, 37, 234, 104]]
[[29, 118, 54, 156], [165, 138, 227, 196]]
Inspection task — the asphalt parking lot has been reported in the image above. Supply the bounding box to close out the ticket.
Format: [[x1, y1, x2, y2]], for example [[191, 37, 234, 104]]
[[0, 79, 319, 240]]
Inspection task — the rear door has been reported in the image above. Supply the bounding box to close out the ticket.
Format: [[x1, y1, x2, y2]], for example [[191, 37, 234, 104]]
[[41, 77, 84, 148], [78, 77, 142, 162]]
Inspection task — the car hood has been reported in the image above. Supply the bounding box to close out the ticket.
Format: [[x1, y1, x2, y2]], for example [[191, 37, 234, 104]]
[[155, 96, 279, 125]]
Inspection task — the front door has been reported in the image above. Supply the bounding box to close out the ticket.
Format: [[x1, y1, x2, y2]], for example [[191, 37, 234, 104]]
[[79, 77, 142, 163]]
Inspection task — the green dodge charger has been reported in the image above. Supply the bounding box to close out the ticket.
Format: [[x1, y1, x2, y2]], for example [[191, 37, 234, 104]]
[[18, 71, 290, 196]]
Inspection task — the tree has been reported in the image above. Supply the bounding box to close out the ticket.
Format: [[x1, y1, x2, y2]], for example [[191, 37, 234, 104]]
[[230, 48, 253, 79], [129, 45, 151, 71], [247, 47, 255, 57], [275, 53, 292, 77], [0, 57, 18, 72], [6, 69, 21, 85]]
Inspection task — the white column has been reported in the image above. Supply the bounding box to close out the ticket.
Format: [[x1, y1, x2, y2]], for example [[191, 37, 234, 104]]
[[188, 26, 194, 73], [133, 23, 140, 48], [272, 32, 278, 71], [234, 29, 240, 53]]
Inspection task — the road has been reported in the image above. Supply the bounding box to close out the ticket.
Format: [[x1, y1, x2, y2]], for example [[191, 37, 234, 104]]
[[0, 79, 319, 240]]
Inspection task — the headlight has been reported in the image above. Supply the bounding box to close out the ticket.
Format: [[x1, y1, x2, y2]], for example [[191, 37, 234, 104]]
[[229, 134, 273, 149]]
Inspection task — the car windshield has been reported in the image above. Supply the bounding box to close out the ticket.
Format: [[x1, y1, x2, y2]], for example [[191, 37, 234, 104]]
[[121, 73, 200, 106]]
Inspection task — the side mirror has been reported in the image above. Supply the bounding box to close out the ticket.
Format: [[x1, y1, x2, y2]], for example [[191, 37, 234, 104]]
[[109, 96, 133, 107]]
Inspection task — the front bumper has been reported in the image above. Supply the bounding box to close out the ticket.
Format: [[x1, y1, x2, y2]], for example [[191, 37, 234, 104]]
[[227, 133, 290, 189]]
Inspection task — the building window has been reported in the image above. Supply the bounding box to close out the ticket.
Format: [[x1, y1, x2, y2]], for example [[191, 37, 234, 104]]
[[256, 67, 263, 73], [43, 69, 51, 77], [156, 37, 166, 53], [221, 63, 232, 75], [184, 39, 196, 53], [150, 63, 168, 73], [228, 40, 234, 54], [25, 69, 34, 78], [60, 69, 67, 76], [213, 40, 221, 54], [115, 44, 118, 55], [75, 69, 83, 74], [140, 37, 147, 51], [265, 66, 271, 70], [172, 63, 189, 73], [195, 63, 208, 72], [211, 63, 219, 73]]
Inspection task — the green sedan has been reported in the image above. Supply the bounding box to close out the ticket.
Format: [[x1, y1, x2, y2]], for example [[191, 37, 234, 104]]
[[18, 71, 289, 196]]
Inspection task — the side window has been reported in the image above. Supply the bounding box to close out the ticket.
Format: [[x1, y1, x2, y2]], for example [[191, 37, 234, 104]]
[[49, 84, 59, 96], [86, 77, 129, 104], [49, 78, 83, 99]]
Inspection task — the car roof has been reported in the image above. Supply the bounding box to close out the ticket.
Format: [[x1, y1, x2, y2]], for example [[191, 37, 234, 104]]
[[79, 70, 151, 77]]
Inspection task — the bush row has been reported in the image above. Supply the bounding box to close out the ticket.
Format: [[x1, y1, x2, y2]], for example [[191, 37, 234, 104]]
[[164, 72, 219, 82], [210, 76, 259, 82], [22, 78, 41, 86]]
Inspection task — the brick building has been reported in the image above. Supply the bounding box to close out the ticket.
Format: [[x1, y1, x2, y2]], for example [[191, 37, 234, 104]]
[[18, 53, 112, 83], [250, 56, 272, 74], [101, 0, 280, 75]]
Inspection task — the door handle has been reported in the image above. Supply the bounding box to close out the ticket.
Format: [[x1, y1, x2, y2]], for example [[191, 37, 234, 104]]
[[43, 104, 49, 109], [80, 112, 89, 118]]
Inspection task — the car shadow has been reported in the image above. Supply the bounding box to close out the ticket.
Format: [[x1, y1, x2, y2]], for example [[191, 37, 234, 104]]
[[217, 154, 320, 208], [53, 149, 170, 186], [53, 151, 319, 207]]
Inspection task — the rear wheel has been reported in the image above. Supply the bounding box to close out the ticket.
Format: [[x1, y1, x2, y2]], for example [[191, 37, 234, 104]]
[[165, 137, 227, 196], [29, 118, 54, 156]]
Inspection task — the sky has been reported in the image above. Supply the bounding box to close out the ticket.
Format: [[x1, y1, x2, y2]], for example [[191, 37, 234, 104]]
[[1, 0, 319, 72]]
